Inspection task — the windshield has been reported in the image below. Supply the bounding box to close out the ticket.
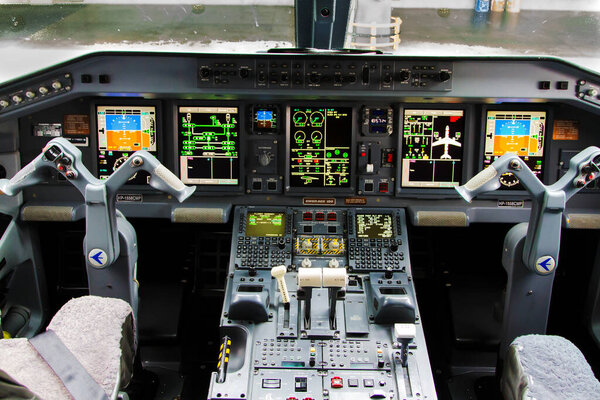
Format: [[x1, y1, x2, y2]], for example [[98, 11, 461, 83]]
[[1, 1, 599, 84]]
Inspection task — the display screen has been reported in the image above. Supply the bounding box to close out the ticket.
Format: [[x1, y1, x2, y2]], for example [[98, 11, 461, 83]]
[[289, 107, 352, 188], [246, 212, 285, 237], [96, 105, 157, 184], [178, 106, 239, 185], [483, 111, 546, 189], [402, 109, 465, 188], [356, 214, 394, 239], [253, 106, 278, 133]]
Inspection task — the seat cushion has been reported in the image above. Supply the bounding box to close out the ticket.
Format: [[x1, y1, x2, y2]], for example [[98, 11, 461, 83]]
[[0, 295, 135, 400], [502, 334, 600, 400]]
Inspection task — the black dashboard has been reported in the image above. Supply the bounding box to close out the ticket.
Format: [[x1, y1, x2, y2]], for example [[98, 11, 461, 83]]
[[1, 52, 600, 226]]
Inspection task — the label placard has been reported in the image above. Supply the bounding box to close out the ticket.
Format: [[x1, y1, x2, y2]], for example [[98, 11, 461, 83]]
[[553, 120, 579, 141], [345, 197, 367, 205], [303, 198, 336, 206], [498, 200, 524, 208], [116, 194, 143, 203], [64, 114, 90, 135]]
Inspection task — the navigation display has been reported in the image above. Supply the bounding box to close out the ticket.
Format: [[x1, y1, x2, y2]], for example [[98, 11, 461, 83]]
[[178, 106, 239, 185], [96, 105, 157, 184], [356, 214, 394, 239], [401, 109, 465, 188], [246, 212, 285, 237], [289, 107, 352, 188], [483, 110, 546, 189]]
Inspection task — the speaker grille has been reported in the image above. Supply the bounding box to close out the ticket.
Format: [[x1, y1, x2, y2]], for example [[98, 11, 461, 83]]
[[22, 206, 73, 221], [172, 208, 225, 223], [416, 211, 467, 227], [565, 213, 600, 229]]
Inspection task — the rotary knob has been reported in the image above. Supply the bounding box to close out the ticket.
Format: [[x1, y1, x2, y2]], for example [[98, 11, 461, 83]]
[[439, 71, 451, 82], [301, 258, 312, 268], [258, 151, 273, 167]]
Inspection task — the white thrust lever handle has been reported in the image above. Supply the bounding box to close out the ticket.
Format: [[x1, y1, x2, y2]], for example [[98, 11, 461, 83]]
[[271, 265, 290, 304]]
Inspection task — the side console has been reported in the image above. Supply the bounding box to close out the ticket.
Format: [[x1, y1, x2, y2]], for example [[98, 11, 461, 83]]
[[209, 206, 436, 400]]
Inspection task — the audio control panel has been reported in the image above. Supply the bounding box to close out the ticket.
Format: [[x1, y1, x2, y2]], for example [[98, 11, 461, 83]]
[[213, 206, 436, 400]]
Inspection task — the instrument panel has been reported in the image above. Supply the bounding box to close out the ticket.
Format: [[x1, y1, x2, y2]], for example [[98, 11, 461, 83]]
[[1, 52, 599, 224]]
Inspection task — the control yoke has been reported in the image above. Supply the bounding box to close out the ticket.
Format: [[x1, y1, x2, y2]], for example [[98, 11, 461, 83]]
[[456, 147, 600, 274], [0, 138, 196, 268]]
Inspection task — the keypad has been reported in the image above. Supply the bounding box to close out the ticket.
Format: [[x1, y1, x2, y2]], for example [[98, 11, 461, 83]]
[[237, 236, 291, 269]]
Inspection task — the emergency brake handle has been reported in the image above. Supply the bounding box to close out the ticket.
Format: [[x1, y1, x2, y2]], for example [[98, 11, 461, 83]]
[[103, 150, 196, 202]]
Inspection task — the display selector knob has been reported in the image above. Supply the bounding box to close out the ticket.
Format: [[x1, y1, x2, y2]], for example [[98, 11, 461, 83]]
[[258, 151, 273, 167], [439, 71, 451, 82]]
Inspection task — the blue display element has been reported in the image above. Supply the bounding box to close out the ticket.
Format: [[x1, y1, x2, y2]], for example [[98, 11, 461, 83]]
[[106, 114, 141, 131], [495, 119, 530, 136], [257, 110, 273, 121]]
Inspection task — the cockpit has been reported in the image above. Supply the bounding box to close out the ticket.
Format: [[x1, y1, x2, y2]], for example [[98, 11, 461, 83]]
[[0, 1, 599, 399]]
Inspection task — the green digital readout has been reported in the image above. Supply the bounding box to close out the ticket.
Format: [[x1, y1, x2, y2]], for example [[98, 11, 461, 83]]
[[246, 212, 286, 237], [289, 107, 352, 187], [178, 106, 239, 185], [356, 214, 393, 238]]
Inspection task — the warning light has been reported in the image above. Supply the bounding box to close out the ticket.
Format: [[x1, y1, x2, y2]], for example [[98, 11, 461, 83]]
[[361, 152, 366, 157]]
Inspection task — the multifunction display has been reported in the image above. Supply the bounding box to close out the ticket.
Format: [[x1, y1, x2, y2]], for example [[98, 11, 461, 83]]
[[178, 106, 239, 185], [356, 214, 394, 238], [289, 107, 352, 188], [96, 105, 157, 184], [402, 109, 465, 188], [483, 110, 546, 188], [245, 212, 285, 237]]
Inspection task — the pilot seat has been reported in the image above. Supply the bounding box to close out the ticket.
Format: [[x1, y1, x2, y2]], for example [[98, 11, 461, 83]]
[[0, 295, 136, 400]]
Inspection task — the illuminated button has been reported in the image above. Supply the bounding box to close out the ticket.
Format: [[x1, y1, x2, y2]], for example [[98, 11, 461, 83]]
[[331, 377, 343, 388], [378, 182, 388, 193], [262, 378, 281, 389], [315, 212, 325, 221], [38, 86, 49, 95], [0, 99, 9, 108], [11, 95, 22, 104], [51, 81, 62, 90], [348, 379, 359, 387], [327, 212, 336, 221], [25, 90, 36, 99], [303, 212, 312, 221], [363, 379, 374, 387]]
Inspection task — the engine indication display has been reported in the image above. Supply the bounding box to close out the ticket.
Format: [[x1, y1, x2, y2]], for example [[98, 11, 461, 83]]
[[178, 106, 239, 185], [246, 212, 285, 237], [483, 111, 546, 189], [402, 109, 465, 188], [96, 105, 157, 184], [289, 107, 352, 188], [356, 214, 394, 239]]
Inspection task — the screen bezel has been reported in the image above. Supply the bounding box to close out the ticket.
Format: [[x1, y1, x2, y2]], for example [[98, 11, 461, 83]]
[[285, 104, 356, 195], [396, 103, 474, 196], [91, 99, 163, 187], [174, 102, 244, 193], [478, 105, 553, 194]]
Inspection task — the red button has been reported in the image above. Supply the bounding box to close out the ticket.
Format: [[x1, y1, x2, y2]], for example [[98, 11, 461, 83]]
[[378, 182, 389, 193], [331, 376, 343, 388], [315, 212, 325, 221], [303, 212, 312, 221], [327, 212, 336, 221]]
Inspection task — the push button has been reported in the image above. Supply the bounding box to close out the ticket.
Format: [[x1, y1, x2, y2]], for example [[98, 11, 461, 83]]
[[363, 378, 374, 387], [331, 376, 343, 388], [295, 377, 307, 392], [348, 378, 359, 387]]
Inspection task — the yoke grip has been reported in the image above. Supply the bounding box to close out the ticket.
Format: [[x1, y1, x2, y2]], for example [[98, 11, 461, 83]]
[[105, 151, 195, 202]]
